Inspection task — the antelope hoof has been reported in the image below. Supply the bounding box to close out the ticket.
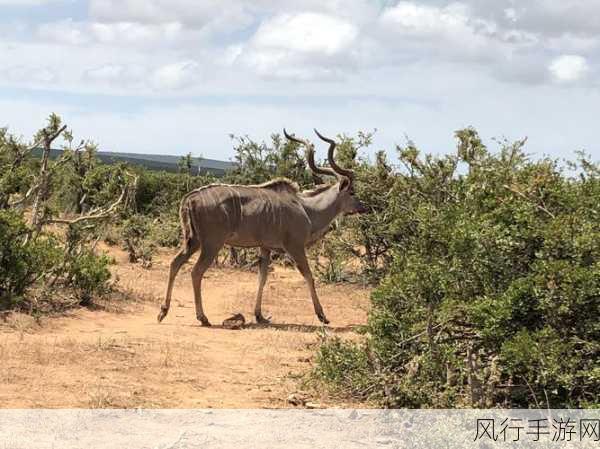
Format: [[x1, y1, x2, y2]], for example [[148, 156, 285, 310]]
[[318, 314, 330, 325], [255, 314, 271, 324], [197, 316, 212, 327], [157, 306, 168, 323]]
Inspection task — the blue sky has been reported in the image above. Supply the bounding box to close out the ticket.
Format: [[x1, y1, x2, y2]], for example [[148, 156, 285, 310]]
[[1, 0, 599, 163]]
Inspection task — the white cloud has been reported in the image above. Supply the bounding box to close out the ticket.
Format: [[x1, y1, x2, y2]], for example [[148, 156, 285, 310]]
[[89, 0, 162, 23], [507, 0, 600, 36], [546, 33, 600, 54], [83, 64, 146, 87], [378, 2, 507, 68], [88, 0, 376, 28], [4, 0, 600, 95], [377, 1, 591, 87], [2, 0, 600, 166], [381, 2, 474, 38], [549, 55, 589, 82], [38, 19, 89, 45], [84, 64, 126, 82], [37, 19, 189, 47], [92, 21, 184, 45], [504, 8, 518, 22], [89, 0, 253, 33], [0, 65, 56, 84], [0, 0, 62, 4], [0, 39, 205, 94], [233, 12, 360, 80], [151, 60, 202, 90], [252, 12, 357, 55]]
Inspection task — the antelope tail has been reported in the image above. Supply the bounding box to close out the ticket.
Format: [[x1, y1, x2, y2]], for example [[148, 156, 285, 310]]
[[179, 201, 195, 252]]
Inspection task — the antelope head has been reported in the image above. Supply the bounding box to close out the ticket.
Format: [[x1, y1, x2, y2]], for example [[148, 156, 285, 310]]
[[284, 129, 368, 216]]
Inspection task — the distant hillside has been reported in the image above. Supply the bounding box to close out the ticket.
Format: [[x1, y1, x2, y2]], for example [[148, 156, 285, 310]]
[[33, 148, 236, 176]]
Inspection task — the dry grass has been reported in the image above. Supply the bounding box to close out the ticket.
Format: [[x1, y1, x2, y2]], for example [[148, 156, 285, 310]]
[[0, 245, 371, 408]]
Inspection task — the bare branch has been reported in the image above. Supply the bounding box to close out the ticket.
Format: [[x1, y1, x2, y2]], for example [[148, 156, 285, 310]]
[[48, 187, 127, 226], [21, 124, 65, 155], [44, 124, 68, 146], [10, 150, 71, 209], [503, 184, 556, 219], [48, 172, 137, 226], [29, 124, 68, 232]]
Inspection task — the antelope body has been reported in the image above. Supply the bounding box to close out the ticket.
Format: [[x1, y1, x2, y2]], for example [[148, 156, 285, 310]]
[[157, 130, 366, 326]]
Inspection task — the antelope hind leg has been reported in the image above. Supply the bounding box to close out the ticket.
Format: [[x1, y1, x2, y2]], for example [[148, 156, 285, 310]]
[[158, 242, 198, 323], [191, 243, 222, 326]]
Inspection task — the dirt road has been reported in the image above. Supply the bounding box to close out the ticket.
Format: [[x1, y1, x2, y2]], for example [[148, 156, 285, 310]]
[[0, 247, 370, 408]]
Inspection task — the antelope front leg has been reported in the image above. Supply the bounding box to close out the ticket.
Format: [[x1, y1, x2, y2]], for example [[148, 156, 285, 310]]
[[285, 244, 329, 325], [254, 247, 271, 324]]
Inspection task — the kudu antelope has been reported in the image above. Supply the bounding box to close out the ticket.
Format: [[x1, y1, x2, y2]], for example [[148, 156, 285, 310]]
[[157, 130, 367, 326]]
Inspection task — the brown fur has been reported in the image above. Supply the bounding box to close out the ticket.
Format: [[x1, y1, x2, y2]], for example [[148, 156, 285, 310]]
[[158, 137, 366, 326]]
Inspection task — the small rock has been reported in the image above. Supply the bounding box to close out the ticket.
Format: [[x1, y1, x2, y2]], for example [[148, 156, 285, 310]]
[[304, 402, 320, 409], [222, 313, 245, 330], [286, 393, 306, 407]]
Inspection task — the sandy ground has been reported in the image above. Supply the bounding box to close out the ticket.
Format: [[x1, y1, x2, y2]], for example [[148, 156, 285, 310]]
[[0, 247, 370, 408]]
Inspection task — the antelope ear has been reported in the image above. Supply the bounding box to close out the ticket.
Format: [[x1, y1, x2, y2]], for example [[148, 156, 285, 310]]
[[339, 177, 351, 192]]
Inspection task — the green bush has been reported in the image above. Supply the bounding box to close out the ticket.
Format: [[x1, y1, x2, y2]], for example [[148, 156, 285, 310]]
[[316, 129, 600, 408], [66, 249, 111, 304], [314, 336, 372, 398], [134, 169, 214, 217], [0, 128, 37, 208], [311, 226, 352, 283], [105, 168, 214, 255], [0, 210, 62, 307], [120, 214, 156, 266], [332, 133, 396, 283], [0, 210, 112, 309], [225, 133, 313, 187], [1, 115, 126, 312], [148, 215, 181, 247]]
